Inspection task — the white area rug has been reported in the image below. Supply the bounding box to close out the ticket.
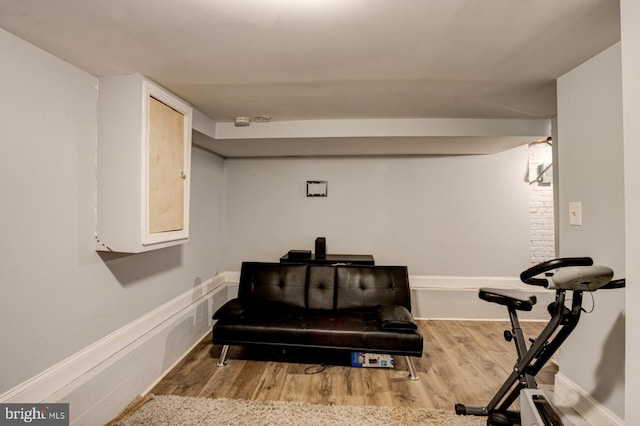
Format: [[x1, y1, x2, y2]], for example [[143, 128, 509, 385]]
[[116, 395, 485, 425]]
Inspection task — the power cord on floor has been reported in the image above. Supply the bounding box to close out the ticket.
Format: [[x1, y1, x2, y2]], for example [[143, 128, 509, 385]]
[[304, 364, 330, 374]]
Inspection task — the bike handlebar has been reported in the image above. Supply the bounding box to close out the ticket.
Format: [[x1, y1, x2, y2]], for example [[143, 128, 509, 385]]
[[601, 278, 626, 289], [520, 257, 594, 286]]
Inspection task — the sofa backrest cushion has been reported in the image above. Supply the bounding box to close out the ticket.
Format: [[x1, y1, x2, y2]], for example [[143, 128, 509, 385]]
[[238, 262, 308, 309], [335, 265, 411, 310], [307, 265, 336, 310]]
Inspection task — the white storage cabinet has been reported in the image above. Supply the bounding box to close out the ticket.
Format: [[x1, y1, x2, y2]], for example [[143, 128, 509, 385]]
[[96, 74, 193, 252]]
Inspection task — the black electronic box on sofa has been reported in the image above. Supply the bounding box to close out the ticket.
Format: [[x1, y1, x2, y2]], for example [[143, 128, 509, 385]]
[[212, 262, 424, 380]]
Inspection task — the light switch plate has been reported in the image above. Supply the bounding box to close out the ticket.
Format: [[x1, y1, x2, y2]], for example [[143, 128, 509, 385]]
[[569, 202, 582, 226]]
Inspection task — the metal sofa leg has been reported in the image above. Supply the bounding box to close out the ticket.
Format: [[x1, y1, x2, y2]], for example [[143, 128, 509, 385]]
[[217, 345, 230, 367], [405, 356, 419, 381]]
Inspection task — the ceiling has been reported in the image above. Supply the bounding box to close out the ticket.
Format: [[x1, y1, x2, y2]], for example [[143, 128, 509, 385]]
[[0, 0, 620, 156]]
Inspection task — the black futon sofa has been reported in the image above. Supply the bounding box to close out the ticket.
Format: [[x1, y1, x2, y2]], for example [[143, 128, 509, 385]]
[[212, 262, 424, 380]]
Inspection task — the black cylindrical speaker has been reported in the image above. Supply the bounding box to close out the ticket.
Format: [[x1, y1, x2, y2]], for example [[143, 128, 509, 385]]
[[315, 237, 326, 259]]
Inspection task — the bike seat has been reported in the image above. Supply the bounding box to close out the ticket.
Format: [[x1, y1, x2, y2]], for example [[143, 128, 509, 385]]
[[479, 288, 537, 311]]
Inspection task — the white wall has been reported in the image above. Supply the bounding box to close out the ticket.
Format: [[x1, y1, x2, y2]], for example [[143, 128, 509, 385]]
[[0, 26, 225, 400], [224, 147, 531, 277], [556, 43, 625, 420], [620, 2, 640, 424], [4, 15, 632, 423]]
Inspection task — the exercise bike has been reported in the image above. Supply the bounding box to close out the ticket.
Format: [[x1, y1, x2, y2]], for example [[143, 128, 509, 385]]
[[455, 257, 625, 425]]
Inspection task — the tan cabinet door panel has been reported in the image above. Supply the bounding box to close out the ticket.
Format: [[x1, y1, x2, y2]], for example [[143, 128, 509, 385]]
[[148, 96, 185, 234]]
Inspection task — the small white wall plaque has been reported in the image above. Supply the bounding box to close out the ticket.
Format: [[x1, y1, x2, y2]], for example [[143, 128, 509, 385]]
[[307, 180, 328, 197]]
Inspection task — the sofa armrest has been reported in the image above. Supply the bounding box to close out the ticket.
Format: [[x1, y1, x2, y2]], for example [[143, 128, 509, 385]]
[[213, 298, 249, 321], [377, 305, 418, 331]]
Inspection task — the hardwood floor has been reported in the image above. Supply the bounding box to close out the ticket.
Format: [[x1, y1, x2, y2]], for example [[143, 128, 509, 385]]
[[149, 320, 557, 412]]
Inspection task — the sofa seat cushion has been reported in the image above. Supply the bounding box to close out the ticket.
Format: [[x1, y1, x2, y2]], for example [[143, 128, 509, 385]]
[[213, 307, 423, 357]]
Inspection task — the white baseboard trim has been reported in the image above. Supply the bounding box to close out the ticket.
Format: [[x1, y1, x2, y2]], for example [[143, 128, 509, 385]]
[[0, 272, 228, 423], [409, 275, 524, 289], [224, 271, 240, 283], [554, 373, 624, 426], [408, 275, 554, 321]]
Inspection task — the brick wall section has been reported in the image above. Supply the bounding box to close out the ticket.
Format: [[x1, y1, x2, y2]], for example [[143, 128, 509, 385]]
[[529, 142, 556, 264]]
